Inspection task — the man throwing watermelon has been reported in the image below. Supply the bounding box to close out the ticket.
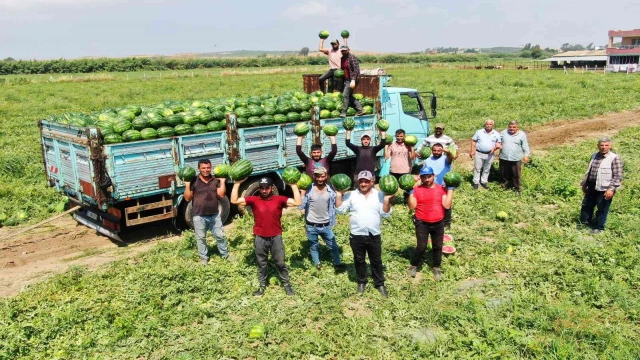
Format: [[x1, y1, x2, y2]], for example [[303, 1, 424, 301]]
[[407, 166, 455, 281], [339, 46, 365, 117], [318, 37, 345, 94], [230, 177, 301, 296]]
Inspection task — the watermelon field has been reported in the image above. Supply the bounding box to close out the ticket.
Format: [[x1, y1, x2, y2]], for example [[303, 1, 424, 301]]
[[1, 68, 640, 358]]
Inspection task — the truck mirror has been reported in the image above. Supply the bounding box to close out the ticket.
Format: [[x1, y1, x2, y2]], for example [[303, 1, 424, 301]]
[[430, 96, 437, 111]]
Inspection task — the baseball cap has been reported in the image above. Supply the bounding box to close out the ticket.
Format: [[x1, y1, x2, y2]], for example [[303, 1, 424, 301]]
[[330, 39, 339, 45], [258, 177, 273, 187], [361, 132, 372, 139], [357, 170, 374, 181], [419, 166, 435, 176], [313, 166, 327, 175], [435, 123, 445, 129], [339, 45, 349, 51]]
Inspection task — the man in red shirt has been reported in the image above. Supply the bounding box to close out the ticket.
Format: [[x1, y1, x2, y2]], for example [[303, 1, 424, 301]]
[[407, 166, 454, 281], [231, 177, 301, 296]]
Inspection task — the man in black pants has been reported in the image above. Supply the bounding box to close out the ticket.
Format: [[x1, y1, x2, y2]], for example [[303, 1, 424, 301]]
[[407, 166, 455, 281], [345, 129, 386, 181]]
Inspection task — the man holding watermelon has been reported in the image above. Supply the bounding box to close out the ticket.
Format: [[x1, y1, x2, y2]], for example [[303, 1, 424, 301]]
[[385, 129, 416, 181], [335, 170, 394, 297], [318, 37, 346, 94], [407, 166, 455, 281], [422, 143, 455, 229], [298, 166, 346, 272], [339, 46, 365, 117], [296, 134, 337, 178], [230, 177, 301, 296], [183, 159, 230, 265], [345, 129, 387, 179], [417, 123, 459, 159]]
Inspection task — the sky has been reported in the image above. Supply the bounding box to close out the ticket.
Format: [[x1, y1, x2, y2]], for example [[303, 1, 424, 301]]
[[1, 0, 638, 60]]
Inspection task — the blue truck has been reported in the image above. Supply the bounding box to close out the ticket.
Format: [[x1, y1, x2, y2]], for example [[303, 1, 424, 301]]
[[39, 74, 436, 240]]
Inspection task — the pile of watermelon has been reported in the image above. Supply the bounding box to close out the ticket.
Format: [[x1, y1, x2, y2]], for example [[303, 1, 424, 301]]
[[44, 90, 377, 144]]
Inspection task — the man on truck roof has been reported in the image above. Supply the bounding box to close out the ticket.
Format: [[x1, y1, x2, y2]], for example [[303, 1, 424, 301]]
[[183, 159, 231, 266], [345, 129, 387, 180], [318, 37, 345, 94], [339, 46, 365, 117], [296, 134, 338, 178]]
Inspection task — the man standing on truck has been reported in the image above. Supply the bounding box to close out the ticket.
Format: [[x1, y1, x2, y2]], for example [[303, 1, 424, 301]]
[[231, 177, 301, 296], [298, 166, 346, 272], [345, 129, 386, 180], [335, 170, 394, 298], [318, 37, 345, 94], [385, 129, 416, 180], [183, 159, 230, 265], [296, 134, 338, 178], [339, 46, 365, 117]]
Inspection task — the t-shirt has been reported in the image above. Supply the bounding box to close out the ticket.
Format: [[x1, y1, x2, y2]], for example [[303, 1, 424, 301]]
[[328, 49, 341, 69], [244, 195, 289, 237], [307, 188, 331, 224], [424, 155, 451, 186], [389, 141, 411, 174], [414, 185, 446, 223], [472, 129, 501, 153], [345, 138, 387, 174], [190, 176, 219, 216]]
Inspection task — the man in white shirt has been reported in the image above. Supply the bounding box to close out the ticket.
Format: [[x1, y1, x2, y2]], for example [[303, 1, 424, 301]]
[[416, 123, 459, 158], [318, 37, 346, 94], [335, 170, 394, 297]]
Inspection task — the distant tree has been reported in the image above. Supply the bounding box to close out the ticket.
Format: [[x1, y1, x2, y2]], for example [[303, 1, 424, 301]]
[[523, 43, 532, 50], [531, 45, 543, 59], [2, 57, 16, 62], [464, 48, 477, 53], [586, 43, 594, 50], [298, 47, 309, 56]]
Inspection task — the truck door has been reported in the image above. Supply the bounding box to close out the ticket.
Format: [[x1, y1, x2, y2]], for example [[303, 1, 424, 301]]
[[397, 91, 430, 140]]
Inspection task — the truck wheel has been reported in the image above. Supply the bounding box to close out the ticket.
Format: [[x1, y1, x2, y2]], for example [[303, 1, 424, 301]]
[[238, 180, 279, 216], [183, 195, 231, 229]]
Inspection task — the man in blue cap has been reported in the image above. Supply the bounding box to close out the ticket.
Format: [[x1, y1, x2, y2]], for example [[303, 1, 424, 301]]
[[407, 166, 455, 281]]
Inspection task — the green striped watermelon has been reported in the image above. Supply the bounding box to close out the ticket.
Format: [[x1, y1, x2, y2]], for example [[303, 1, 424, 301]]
[[274, 114, 287, 123], [132, 117, 151, 130], [343, 117, 356, 130], [418, 146, 431, 159], [330, 174, 352, 192], [166, 114, 184, 126], [178, 166, 196, 182], [294, 123, 310, 136], [104, 134, 123, 144], [398, 174, 416, 191], [323, 124, 339, 136], [157, 126, 175, 138], [282, 166, 301, 184], [229, 159, 253, 180], [192, 124, 208, 134], [319, 110, 331, 119], [341, 30, 350, 38], [214, 164, 230, 178], [122, 129, 141, 142], [113, 120, 132, 134], [140, 128, 158, 140], [379, 175, 399, 195], [376, 119, 389, 131], [334, 69, 345, 78], [443, 172, 462, 188], [297, 173, 312, 190], [404, 135, 418, 146], [174, 124, 193, 135], [319, 30, 330, 39], [386, 134, 393, 143]]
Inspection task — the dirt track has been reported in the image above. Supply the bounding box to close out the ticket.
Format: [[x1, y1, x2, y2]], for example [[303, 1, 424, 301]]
[[1, 110, 639, 298]]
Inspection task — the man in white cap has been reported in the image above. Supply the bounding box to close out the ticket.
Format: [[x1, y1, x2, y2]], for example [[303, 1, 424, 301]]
[[318, 37, 346, 93], [335, 170, 394, 298], [345, 128, 387, 180], [298, 166, 346, 272]]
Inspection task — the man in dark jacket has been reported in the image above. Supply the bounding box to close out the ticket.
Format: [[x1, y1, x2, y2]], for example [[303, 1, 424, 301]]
[[339, 46, 364, 117], [345, 129, 386, 180]]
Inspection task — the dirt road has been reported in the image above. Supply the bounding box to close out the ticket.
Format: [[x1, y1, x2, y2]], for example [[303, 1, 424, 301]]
[[1, 110, 639, 297]]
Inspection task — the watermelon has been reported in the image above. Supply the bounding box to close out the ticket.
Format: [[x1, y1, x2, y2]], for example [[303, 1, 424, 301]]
[[160, 108, 174, 117], [122, 129, 142, 142], [398, 174, 416, 191], [496, 211, 509, 221], [261, 114, 275, 124], [249, 324, 266, 339], [448, 144, 457, 158], [274, 114, 287, 123], [248, 96, 262, 106], [314, 90, 324, 97], [235, 107, 250, 118], [113, 120, 132, 134], [214, 164, 230, 178], [237, 117, 249, 128], [334, 69, 345, 78], [330, 110, 341, 118], [157, 126, 175, 138], [193, 124, 209, 134], [174, 124, 193, 135], [294, 122, 310, 136], [362, 97, 375, 106], [211, 110, 225, 120], [104, 134, 123, 144], [263, 106, 276, 116], [149, 116, 168, 129], [376, 119, 389, 131], [229, 159, 253, 180], [299, 111, 311, 120], [167, 102, 186, 113], [353, 93, 364, 100], [234, 98, 248, 108], [276, 103, 291, 115], [178, 166, 196, 182], [319, 110, 331, 119], [207, 121, 224, 131], [443, 172, 462, 188], [249, 106, 265, 117], [342, 117, 356, 130], [404, 135, 418, 146], [166, 114, 184, 126], [379, 175, 399, 195], [341, 30, 350, 38], [323, 100, 336, 111], [183, 113, 201, 126], [299, 100, 311, 111], [297, 173, 312, 190], [330, 173, 352, 191], [346, 107, 356, 116], [289, 102, 302, 113], [140, 128, 158, 140], [117, 109, 136, 121], [100, 126, 115, 136], [362, 105, 373, 114], [418, 146, 431, 159], [386, 134, 393, 143], [323, 124, 339, 136], [319, 30, 330, 39], [248, 116, 263, 127], [282, 166, 302, 184], [132, 117, 151, 130], [286, 112, 301, 122]]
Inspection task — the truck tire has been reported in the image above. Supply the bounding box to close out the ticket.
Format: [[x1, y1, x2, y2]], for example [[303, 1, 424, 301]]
[[184, 195, 231, 229], [237, 179, 279, 216]]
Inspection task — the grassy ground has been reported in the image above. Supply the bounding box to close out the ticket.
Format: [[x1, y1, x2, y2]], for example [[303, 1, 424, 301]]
[[0, 68, 638, 224], [1, 127, 638, 359]]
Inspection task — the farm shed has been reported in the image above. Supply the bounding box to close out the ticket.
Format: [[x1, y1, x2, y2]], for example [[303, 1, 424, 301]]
[[540, 50, 607, 69]]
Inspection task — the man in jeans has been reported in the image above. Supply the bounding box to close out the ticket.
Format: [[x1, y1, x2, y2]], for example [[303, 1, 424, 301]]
[[579, 137, 623, 234], [298, 166, 346, 272], [335, 170, 394, 298], [470, 119, 502, 189], [183, 159, 230, 265], [339, 46, 364, 117], [231, 177, 301, 296], [318, 37, 344, 94], [499, 120, 530, 195], [407, 166, 454, 281]]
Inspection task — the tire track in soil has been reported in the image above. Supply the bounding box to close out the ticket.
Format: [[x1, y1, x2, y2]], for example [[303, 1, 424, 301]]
[[1, 109, 640, 297]]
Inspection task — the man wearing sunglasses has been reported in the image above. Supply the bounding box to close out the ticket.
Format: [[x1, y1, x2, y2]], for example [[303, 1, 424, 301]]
[[335, 170, 394, 298], [231, 177, 301, 297], [407, 166, 455, 281]]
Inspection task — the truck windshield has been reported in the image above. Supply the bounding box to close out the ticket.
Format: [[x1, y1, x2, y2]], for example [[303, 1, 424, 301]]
[[400, 92, 426, 120]]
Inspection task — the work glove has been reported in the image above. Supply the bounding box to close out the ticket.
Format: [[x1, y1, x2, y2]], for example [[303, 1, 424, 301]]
[[447, 187, 456, 191], [350, 80, 356, 89]]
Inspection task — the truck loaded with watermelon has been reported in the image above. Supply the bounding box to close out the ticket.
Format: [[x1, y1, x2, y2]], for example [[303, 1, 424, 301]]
[[39, 73, 436, 240]]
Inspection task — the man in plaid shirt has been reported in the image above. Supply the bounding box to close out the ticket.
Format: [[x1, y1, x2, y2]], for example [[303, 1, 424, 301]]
[[339, 46, 365, 117], [579, 137, 623, 234]]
